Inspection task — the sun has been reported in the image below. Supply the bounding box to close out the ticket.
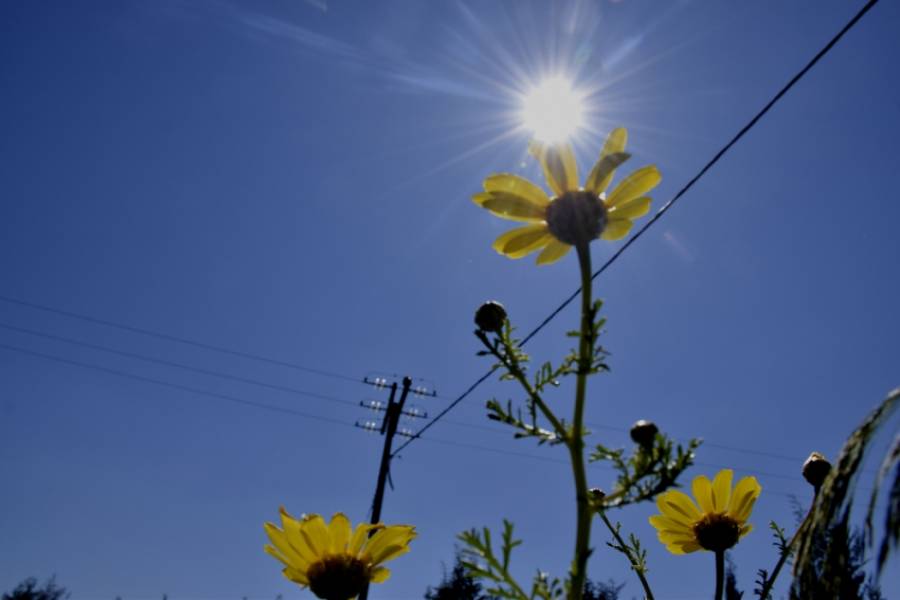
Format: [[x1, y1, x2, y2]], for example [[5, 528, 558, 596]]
[[521, 76, 585, 144]]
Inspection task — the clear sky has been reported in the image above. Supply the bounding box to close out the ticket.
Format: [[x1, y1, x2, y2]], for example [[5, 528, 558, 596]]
[[1, 1, 898, 599]]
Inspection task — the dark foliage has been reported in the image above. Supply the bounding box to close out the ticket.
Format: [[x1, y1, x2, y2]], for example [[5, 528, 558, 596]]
[[582, 579, 624, 600], [724, 555, 744, 600], [2, 578, 68, 600], [789, 523, 882, 600], [425, 556, 499, 600]]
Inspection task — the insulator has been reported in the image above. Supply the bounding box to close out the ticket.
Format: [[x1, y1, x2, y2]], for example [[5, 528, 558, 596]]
[[355, 420, 381, 432]]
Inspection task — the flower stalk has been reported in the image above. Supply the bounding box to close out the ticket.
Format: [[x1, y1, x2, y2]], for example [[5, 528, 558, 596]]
[[568, 241, 595, 599], [714, 550, 724, 600]]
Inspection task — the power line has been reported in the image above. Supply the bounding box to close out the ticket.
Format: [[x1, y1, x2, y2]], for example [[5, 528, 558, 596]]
[[0, 341, 854, 490], [391, 0, 880, 458], [0, 321, 358, 408], [1, 317, 821, 468], [0, 294, 361, 385], [0, 342, 355, 428]]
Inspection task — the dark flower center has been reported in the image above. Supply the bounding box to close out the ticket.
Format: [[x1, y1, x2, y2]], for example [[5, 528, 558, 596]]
[[545, 190, 607, 247], [307, 555, 370, 600], [693, 513, 741, 552]]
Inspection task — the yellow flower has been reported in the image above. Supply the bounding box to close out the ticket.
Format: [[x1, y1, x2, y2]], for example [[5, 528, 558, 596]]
[[264, 508, 416, 600], [472, 128, 661, 265], [649, 469, 762, 554]]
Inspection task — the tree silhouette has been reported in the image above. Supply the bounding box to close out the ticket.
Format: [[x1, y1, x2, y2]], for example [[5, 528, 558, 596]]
[[2, 578, 68, 600], [425, 555, 498, 600]]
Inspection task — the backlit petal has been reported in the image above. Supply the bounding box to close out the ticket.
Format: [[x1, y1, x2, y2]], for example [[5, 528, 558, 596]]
[[299, 514, 330, 559], [675, 541, 702, 554], [265, 524, 311, 568], [535, 239, 572, 265], [599, 218, 633, 240], [481, 192, 548, 222], [328, 513, 352, 553], [728, 476, 762, 523], [283, 566, 310, 585], [531, 141, 578, 195], [584, 128, 627, 193], [483, 173, 550, 207], [607, 165, 661, 208], [369, 543, 411, 565], [349, 523, 382, 556], [658, 490, 701, 522], [492, 225, 552, 259], [739, 523, 754, 538], [365, 526, 416, 565], [692, 476, 716, 514], [712, 469, 733, 512], [607, 196, 651, 220], [370, 566, 391, 583], [585, 152, 630, 195], [649, 515, 692, 535]]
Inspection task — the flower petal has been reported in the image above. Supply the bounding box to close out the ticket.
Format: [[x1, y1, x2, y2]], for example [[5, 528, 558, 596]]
[[365, 525, 416, 565], [328, 513, 352, 553], [483, 173, 550, 207], [673, 541, 702, 554], [607, 196, 651, 220], [606, 165, 661, 208], [480, 192, 548, 222], [530, 141, 578, 195], [599, 218, 633, 240], [585, 127, 628, 194], [657, 490, 702, 522], [535, 239, 572, 265], [370, 566, 391, 583], [299, 514, 330, 559], [349, 523, 382, 556], [585, 152, 630, 195], [728, 476, 762, 523], [283, 566, 310, 586], [691, 475, 716, 514], [265, 524, 311, 568], [649, 515, 692, 536], [369, 543, 411, 565], [492, 225, 552, 259], [739, 523, 754, 538], [712, 469, 733, 513]]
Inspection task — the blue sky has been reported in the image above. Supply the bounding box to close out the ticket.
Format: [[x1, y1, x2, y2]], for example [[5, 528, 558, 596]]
[[1, 1, 898, 599]]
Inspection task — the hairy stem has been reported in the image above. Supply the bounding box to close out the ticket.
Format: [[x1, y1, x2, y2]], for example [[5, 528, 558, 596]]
[[568, 242, 594, 600], [479, 334, 568, 441], [598, 511, 655, 600]]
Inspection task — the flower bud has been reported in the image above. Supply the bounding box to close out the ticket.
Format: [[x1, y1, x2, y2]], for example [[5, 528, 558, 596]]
[[475, 301, 507, 333], [802, 452, 831, 489], [630, 419, 659, 447]]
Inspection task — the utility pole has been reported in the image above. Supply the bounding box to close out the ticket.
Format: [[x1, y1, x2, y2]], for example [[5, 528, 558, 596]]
[[369, 376, 411, 529], [356, 375, 432, 600]]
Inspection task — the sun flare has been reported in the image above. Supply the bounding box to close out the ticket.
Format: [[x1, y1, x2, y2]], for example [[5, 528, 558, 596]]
[[521, 76, 585, 144]]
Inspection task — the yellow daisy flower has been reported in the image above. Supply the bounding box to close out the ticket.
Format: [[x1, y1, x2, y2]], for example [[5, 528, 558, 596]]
[[472, 128, 661, 265], [649, 469, 762, 554], [264, 508, 416, 600]]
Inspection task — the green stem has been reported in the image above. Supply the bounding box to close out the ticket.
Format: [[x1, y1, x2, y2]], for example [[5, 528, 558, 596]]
[[714, 550, 724, 600], [598, 511, 655, 600], [568, 242, 594, 600]]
